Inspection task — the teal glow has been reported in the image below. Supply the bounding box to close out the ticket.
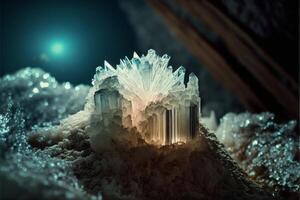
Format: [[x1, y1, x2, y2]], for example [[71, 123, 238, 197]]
[[51, 43, 63, 54]]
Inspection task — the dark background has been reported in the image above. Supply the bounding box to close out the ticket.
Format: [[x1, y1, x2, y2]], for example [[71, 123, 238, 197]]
[[1, 0, 137, 84], [1, 0, 298, 119]]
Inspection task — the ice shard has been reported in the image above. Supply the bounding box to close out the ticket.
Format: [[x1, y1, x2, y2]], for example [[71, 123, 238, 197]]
[[94, 89, 122, 114], [143, 103, 200, 145], [91, 49, 201, 145]]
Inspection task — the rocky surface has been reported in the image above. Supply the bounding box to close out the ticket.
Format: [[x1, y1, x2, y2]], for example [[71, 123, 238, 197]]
[[216, 113, 300, 199], [0, 68, 298, 199]]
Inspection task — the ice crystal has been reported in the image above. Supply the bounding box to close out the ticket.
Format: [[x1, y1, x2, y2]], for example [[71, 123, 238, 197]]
[[90, 49, 201, 145]]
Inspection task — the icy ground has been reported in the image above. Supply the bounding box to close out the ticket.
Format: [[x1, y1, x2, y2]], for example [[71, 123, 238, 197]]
[[0, 68, 299, 199], [0, 68, 100, 199]]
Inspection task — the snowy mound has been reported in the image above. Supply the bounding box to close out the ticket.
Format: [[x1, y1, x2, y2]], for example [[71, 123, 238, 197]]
[[0, 51, 298, 200]]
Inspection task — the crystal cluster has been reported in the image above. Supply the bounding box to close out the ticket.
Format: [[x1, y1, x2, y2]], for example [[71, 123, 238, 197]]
[[91, 49, 201, 145]]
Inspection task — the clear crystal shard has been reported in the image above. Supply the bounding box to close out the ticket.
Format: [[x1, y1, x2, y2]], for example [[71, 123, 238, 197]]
[[94, 89, 121, 114]]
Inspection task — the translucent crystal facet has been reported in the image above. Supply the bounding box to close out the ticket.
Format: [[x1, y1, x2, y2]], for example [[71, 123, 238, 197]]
[[91, 49, 201, 145]]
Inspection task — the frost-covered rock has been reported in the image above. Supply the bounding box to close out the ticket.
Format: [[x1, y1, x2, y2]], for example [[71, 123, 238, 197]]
[[216, 112, 300, 197], [0, 53, 298, 200], [0, 68, 98, 200], [0, 68, 89, 128]]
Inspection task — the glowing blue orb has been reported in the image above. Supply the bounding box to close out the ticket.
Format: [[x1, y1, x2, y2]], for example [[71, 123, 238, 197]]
[[51, 43, 63, 54]]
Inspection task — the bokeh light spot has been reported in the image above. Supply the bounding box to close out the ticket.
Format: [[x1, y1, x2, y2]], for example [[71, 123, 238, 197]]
[[51, 43, 63, 54]]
